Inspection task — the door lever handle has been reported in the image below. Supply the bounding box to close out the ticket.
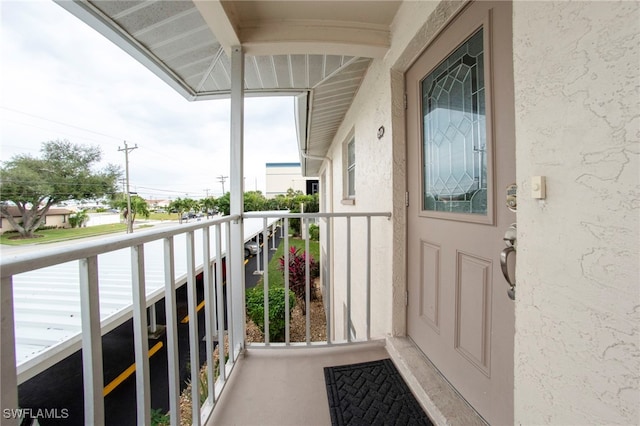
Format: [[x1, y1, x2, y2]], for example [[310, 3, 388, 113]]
[[500, 246, 516, 300]]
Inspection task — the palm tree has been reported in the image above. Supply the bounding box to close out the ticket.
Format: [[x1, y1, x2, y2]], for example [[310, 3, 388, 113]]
[[201, 197, 217, 218]]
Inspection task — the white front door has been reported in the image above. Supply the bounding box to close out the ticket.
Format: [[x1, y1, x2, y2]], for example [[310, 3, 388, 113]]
[[406, 2, 516, 425]]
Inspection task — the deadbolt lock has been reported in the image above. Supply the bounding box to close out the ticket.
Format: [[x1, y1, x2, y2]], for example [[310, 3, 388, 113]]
[[506, 183, 517, 212]]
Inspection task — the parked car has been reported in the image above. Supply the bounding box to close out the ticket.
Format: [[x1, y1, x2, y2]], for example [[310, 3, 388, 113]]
[[181, 212, 201, 221], [244, 241, 259, 258]]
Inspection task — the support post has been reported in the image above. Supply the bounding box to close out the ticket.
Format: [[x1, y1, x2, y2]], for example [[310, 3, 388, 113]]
[[229, 45, 245, 355]]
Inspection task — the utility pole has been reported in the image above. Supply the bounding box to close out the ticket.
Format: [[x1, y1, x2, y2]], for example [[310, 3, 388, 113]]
[[203, 188, 211, 198], [118, 141, 138, 233], [217, 175, 228, 194]]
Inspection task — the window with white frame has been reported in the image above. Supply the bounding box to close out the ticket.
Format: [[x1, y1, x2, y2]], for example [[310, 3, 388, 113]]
[[345, 136, 355, 199]]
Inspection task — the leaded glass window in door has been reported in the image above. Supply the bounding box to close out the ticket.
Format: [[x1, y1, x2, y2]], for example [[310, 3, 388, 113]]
[[421, 29, 487, 214]]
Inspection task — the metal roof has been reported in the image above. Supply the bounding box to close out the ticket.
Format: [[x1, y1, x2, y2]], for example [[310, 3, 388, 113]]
[[54, 0, 402, 176], [13, 216, 279, 383]]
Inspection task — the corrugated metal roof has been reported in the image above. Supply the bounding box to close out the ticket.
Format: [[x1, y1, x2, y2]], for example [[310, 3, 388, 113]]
[[13, 216, 279, 383]]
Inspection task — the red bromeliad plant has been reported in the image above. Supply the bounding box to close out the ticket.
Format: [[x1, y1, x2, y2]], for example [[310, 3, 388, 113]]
[[278, 246, 319, 314]]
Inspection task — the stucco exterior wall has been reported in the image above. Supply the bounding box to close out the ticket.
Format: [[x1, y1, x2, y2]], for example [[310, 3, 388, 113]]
[[320, 0, 639, 422], [320, 0, 464, 341], [323, 60, 395, 338], [512, 2, 640, 424]]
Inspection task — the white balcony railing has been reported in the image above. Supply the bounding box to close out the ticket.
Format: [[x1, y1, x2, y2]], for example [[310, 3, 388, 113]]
[[0, 211, 391, 425]]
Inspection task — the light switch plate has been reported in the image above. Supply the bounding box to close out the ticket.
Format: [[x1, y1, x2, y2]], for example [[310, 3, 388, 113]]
[[531, 176, 546, 199]]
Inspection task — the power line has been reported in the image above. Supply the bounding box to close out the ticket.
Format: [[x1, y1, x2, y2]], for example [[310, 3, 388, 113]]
[[0, 118, 113, 148], [0, 106, 122, 141]]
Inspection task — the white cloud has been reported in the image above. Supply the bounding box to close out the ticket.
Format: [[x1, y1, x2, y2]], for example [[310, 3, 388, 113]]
[[0, 0, 301, 199]]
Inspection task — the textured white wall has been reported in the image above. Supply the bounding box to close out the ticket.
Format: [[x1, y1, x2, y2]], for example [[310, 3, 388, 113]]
[[512, 2, 640, 424], [320, 0, 460, 341], [324, 63, 394, 339], [320, 0, 639, 423]]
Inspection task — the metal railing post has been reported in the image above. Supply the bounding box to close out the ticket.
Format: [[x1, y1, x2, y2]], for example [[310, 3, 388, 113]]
[[79, 255, 104, 425], [131, 244, 151, 425], [225, 223, 235, 362], [202, 226, 216, 405], [326, 218, 332, 344], [284, 218, 290, 345], [346, 217, 352, 343], [254, 234, 263, 275], [1, 276, 19, 426], [163, 237, 180, 426], [366, 216, 371, 340], [185, 231, 200, 425], [271, 223, 277, 251], [263, 218, 270, 344], [305, 218, 311, 344], [215, 224, 226, 383]]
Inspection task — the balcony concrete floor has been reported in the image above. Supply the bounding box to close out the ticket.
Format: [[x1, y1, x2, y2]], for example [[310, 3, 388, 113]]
[[206, 337, 487, 426], [206, 341, 389, 426]]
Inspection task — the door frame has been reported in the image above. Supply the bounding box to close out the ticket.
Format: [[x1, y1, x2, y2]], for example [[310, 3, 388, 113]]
[[389, 0, 471, 338], [399, 1, 516, 424]]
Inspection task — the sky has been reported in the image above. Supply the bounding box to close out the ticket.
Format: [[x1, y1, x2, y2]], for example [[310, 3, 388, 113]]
[[0, 0, 301, 200]]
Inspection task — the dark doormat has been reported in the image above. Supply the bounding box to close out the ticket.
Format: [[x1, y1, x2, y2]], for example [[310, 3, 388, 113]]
[[324, 358, 433, 426]]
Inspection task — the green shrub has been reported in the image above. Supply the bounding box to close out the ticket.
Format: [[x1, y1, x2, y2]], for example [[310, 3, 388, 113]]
[[150, 408, 170, 426], [309, 224, 319, 241], [68, 210, 89, 228], [246, 286, 295, 341]]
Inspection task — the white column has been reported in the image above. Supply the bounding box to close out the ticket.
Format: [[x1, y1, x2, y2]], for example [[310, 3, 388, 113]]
[[229, 45, 245, 355]]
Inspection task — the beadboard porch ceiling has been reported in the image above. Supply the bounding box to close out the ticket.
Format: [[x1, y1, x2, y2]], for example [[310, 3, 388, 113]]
[[54, 0, 402, 176]]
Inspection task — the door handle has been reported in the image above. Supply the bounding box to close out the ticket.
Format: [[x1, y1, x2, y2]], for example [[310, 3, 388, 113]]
[[501, 246, 516, 300]]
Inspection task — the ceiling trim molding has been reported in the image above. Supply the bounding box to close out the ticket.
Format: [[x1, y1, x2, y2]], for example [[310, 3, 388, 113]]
[[240, 20, 389, 59], [193, 0, 241, 56]]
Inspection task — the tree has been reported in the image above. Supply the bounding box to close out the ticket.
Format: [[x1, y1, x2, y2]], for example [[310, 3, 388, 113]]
[[168, 197, 198, 223], [111, 195, 150, 226], [215, 192, 230, 216], [168, 198, 187, 223], [244, 190, 266, 212], [201, 196, 217, 218], [0, 140, 120, 238], [265, 194, 289, 210]]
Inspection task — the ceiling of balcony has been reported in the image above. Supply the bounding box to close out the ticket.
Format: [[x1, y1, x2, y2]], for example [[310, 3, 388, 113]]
[[55, 0, 402, 176]]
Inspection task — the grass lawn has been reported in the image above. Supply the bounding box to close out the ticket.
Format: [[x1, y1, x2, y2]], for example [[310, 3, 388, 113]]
[[0, 223, 128, 246], [257, 237, 320, 289], [147, 212, 180, 221]]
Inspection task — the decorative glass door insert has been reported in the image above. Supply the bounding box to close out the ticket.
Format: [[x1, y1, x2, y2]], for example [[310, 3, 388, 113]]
[[421, 29, 487, 215]]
